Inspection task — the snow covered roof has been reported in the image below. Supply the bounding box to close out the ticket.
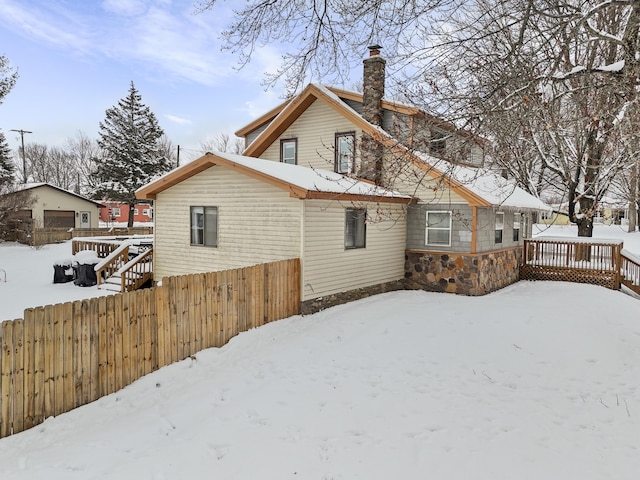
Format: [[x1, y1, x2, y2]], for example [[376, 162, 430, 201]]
[[450, 165, 551, 211], [7, 182, 105, 206], [235, 82, 547, 211], [136, 152, 412, 203]]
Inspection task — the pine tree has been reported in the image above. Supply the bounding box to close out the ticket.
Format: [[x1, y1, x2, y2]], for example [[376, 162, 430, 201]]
[[95, 81, 170, 226], [0, 130, 14, 191]]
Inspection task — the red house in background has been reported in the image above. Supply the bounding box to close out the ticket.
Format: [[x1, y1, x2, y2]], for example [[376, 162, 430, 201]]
[[99, 201, 154, 224]]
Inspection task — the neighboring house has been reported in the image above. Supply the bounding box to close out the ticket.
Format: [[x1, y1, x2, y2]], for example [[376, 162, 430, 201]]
[[6, 183, 103, 229], [538, 203, 571, 226], [596, 196, 629, 225], [138, 46, 549, 310], [99, 201, 154, 224]]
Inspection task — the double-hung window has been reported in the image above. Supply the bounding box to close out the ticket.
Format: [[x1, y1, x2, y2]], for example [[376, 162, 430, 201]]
[[280, 138, 297, 164], [191, 206, 218, 247], [426, 211, 452, 246], [513, 213, 521, 242], [335, 132, 355, 174], [495, 212, 504, 244], [345, 208, 366, 249]]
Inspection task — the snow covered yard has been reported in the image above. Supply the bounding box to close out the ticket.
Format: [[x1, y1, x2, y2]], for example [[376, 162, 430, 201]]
[[0, 225, 639, 479], [0, 285, 638, 479], [0, 241, 111, 321]]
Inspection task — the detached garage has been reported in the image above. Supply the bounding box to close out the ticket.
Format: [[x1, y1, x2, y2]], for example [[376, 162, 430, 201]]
[[7, 183, 103, 229]]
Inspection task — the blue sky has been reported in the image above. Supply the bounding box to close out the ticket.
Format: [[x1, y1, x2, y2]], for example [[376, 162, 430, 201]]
[[0, 0, 291, 160]]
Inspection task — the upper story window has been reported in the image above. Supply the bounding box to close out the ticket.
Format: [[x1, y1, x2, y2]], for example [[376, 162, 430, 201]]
[[495, 212, 504, 244], [426, 211, 452, 246], [345, 208, 366, 249], [429, 129, 447, 156], [335, 132, 355, 174], [191, 206, 218, 247], [280, 138, 297, 165]]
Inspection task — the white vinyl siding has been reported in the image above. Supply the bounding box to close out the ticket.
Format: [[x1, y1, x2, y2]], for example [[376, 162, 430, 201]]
[[302, 200, 406, 301], [383, 154, 468, 205], [153, 166, 301, 279], [261, 100, 361, 171]]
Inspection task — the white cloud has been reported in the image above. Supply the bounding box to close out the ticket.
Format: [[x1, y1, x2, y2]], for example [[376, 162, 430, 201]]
[[0, 0, 93, 52], [164, 114, 191, 124], [101, 0, 146, 16], [0, 0, 255, 86]]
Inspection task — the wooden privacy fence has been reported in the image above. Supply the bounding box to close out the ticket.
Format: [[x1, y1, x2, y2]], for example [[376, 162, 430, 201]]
[[0, 258, 300, 438], [521, 237, 623, 290]]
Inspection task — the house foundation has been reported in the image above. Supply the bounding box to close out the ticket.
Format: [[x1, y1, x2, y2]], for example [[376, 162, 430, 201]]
[[403, 247, 523, 296], [300, 280, 405, 315]]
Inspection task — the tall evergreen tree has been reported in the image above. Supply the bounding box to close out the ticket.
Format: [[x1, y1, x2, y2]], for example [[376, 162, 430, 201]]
[[95, 81, 170, 226], [0, 130, 14, 191]]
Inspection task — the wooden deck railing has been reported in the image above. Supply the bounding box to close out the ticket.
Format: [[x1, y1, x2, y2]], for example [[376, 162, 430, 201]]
[[522, 237, 624, 290], [621, 249, 640, 294]]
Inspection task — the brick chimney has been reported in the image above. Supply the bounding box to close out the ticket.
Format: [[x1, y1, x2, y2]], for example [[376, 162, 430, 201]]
[[360, 45, 386, 185]]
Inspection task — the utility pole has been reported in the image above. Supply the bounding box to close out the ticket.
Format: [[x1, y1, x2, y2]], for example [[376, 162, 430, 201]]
[[10, 129, 32, 183]]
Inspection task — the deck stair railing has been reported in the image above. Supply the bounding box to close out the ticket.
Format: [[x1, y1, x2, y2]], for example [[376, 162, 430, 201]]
[[117, 248, 154, 292], [95, 243, 130, 285]]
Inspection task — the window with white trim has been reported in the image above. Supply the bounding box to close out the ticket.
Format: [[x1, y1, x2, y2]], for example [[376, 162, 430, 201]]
[[111, 207, 121, 217], [335, 132, 355, 173], [513, 213, 521, 242], [280, 138, 297, 165], [143, 208, 150, 216], [191, 206, 218, 247], [134, 208, 139, 215], [426, 211, 452, 246], [345, 208, 366, 249], [495, 212, 504, 244]]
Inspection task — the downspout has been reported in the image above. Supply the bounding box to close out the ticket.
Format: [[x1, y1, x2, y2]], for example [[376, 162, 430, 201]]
[[300, 200, 306, 304]]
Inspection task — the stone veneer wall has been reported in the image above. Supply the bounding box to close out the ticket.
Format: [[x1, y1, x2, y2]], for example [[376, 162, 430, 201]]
[[403, 247, 523, 296], [300, 247, 523, 314]]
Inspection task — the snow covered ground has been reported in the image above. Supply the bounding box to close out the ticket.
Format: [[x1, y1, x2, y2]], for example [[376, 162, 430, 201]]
[[0, 226, 639, 479], [0, 241, 112, 321]]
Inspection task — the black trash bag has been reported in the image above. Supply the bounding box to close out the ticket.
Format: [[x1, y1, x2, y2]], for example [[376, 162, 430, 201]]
[[73, 250, 100, 287], [73, 262, 98, 287], [53, 261, 74, 283]]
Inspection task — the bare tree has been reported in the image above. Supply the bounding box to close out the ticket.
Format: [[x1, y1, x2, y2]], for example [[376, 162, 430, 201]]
[[201, 133, 244, 155], [0, 187, 34, 242], [158, 134, 179, 170], [65, 130, 101, 194], [198, 0, 640, 237]]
